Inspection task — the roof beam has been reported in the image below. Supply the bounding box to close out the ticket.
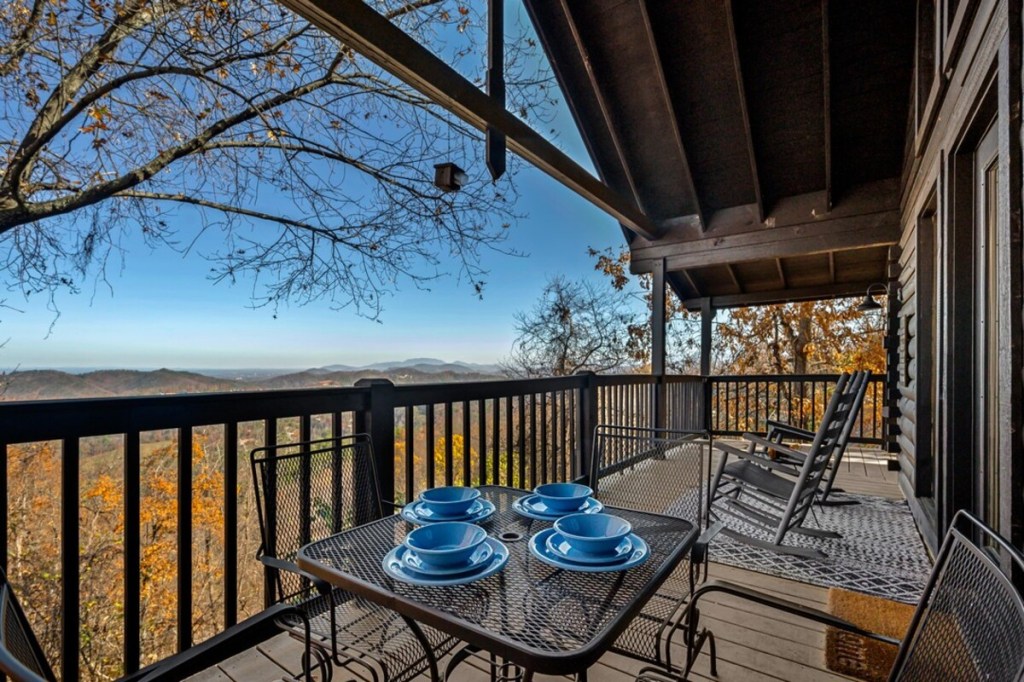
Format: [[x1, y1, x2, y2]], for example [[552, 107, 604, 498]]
[[280, 0, 659, 239], [828, 251, 836, 283], [681, 281, 869, 311], [822, 0, 833, 211], [775, 258, 787, 288], [630, 208, 899, 272], [725, 1, 764, 222], [638, 0, 705, 229], [558, 0, 645, 213]]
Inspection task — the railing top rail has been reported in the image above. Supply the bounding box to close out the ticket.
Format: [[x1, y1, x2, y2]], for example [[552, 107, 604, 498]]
[[591, 374, 702, 387], [0, 385, 370, 443], [391, 374, 586, 405], [708, 373, 883, 382]]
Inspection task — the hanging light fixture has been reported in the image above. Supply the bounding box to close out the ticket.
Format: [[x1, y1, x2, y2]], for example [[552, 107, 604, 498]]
[[856, 283, 891, 311]]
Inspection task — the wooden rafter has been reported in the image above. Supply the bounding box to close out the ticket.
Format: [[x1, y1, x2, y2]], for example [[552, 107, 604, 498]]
[[637, 0, 704, 229], [726, 263, 744, 293], [776, 259, 787, 288], [558, 0, 645, 213], [680, 269, 702, 298], [725, 0, 764, 222], [280, 0, 659, 239]]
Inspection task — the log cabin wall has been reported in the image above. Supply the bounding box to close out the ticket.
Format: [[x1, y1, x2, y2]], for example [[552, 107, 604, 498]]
[[897, 0, 1023, 551]]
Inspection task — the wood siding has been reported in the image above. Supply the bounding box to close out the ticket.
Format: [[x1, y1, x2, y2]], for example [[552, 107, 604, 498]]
[[897, 0, 1023, 550]]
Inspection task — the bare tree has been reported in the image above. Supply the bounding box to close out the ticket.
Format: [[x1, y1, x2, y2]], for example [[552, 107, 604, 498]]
[[502, 275, 640, 378], [0, 0, 553, 316]]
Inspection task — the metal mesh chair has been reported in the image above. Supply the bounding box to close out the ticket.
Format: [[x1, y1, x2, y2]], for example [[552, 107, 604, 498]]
[[588, 425, 715, 670], [681, 510, 1024, 681], [708, 372, 859, 558], [251, 434, 456, 682], [0, 570, 55, 682], [763, 370, 872, 505]]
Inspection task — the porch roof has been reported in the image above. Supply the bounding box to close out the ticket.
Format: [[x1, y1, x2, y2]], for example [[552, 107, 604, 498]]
[[524, 0, 915, 308]]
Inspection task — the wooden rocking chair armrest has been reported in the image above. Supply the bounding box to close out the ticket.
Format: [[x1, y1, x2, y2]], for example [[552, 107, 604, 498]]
[[765, 420, 816, 441], [712, 439, 753, 459], [259, 555, 332, 595], [730, 449, 802, 477], [742, 434, 810, 462], [687, 580, 901, 647], [714, 439, 802, 477]]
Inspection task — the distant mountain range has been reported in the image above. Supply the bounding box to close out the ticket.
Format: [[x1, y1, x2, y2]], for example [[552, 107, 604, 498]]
[[0, 358, 505, 401]]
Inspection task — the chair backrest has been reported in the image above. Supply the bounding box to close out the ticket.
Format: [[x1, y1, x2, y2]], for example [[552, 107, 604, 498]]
[[891, 511, 1024, 681], [250, 434, 383, 602], [801, 372, 861, 477], [0, 571, 56, 682], [817, 370, 872, 499], [778, 373, 855, 526], [590, 425, 708, 526]]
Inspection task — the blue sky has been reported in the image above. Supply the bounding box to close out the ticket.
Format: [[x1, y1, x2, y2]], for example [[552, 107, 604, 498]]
[[0, 73, 629, 371]]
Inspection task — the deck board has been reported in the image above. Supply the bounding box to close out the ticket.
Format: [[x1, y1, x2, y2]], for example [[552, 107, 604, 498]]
[[187, 459, 901, 682]]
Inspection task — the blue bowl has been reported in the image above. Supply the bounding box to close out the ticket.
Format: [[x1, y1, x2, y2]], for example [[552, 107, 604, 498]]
[[554, 513, 632, 554], [533, 482, 593, 512], [418, 486, 481, 517], [403, 522, 487, 568]]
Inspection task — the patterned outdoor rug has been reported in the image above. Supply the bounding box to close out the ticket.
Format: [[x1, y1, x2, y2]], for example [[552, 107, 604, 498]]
[[708, 493, 932, 604]]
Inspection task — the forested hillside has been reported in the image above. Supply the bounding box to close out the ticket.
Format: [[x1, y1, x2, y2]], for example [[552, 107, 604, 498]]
[[0, 365, 502, 401]]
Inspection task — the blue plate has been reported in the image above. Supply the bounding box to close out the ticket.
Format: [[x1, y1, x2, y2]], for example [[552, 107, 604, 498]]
[[383, 538, 508, 585], [546, 531, 633, 565], [400, 499, 496, 526], [529, 528, 649, 572], [402, 542, 494, 576], [512, 494, 603, 521]]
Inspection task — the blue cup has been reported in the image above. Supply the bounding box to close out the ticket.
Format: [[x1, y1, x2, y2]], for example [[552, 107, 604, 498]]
[[554, 513, 632, 554], [403, 522, 487, 568], [533, 482, 593, 512], [418, 486, 481, 516]]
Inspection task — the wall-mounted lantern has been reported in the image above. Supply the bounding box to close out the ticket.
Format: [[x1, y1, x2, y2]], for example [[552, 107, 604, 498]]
[[856, 283, 893, 311]]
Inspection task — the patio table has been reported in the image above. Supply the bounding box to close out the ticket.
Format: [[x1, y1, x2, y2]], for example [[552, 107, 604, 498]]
[[296, 485, 698, 681]]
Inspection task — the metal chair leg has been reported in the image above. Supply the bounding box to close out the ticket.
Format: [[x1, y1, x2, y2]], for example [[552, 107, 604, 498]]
[[443, 643, 481, 682]]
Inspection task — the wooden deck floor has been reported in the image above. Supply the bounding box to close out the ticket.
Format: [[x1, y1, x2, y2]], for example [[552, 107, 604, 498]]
[[190, 452, 903, 682]]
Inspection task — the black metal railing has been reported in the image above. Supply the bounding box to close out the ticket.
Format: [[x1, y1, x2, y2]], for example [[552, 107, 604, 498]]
[[707, 373, 886, 444], [0, 370, 879, 680]]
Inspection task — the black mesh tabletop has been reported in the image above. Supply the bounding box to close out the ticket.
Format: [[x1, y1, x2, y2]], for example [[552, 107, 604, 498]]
[[297, 486, 697, 675]]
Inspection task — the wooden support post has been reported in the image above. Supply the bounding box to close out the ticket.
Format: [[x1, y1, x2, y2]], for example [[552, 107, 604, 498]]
[[700, 298, 714, 376], [575, 371, 598, 483], [652, 260, 667, 429], [355, 378, 396, 508]]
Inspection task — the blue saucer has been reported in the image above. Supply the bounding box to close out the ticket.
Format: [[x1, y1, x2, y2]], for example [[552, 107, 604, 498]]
[[512, 494, 603, 521], [383, 538, 508, 585], [402, 542, 494, 576], [546, 531, 633, 565], [400, 499, 496, 526], [529, 528, 649, 572]]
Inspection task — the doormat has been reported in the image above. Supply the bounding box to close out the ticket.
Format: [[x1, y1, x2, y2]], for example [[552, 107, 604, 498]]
[[825, 587, 915, 681], [708, 493, 931, 603]]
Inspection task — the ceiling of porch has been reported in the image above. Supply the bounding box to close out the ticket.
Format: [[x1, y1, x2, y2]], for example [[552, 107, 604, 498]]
[[523, 0, 915, 309]]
